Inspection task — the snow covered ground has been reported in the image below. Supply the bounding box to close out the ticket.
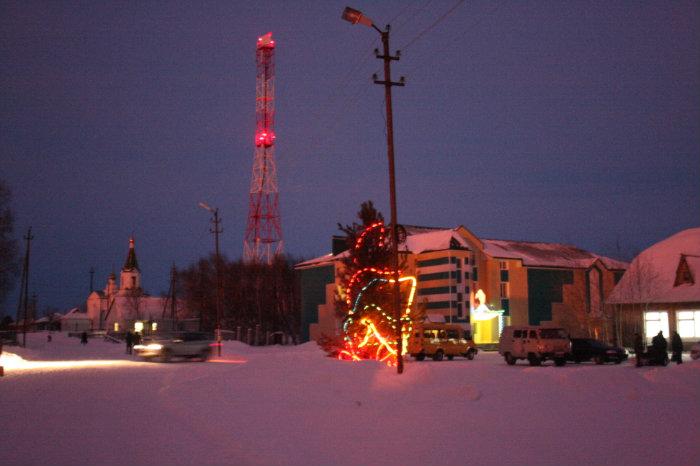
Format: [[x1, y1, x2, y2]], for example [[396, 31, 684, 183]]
[[1, 332, 698, 466]]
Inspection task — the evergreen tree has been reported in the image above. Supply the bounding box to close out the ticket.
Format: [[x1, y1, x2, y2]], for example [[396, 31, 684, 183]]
[[333, 201, 408, 361], [0, 180, 19, 310]]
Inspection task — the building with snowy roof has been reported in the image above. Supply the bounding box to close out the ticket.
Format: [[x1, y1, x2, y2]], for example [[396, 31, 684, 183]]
[[86, 238, 185, 334], [607, 227, 700, 348], [296, 226, 627, 345], [61, 308, 91, 332]]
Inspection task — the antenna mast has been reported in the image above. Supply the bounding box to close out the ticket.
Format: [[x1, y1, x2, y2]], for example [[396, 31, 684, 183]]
[[244, 32, 283, 264]]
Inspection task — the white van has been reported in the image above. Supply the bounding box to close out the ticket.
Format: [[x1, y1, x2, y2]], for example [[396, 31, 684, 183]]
[[498, 326, 570, 366]]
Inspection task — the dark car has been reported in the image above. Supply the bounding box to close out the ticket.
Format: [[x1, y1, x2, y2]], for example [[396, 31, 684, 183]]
[[568, 338, 628, 364]]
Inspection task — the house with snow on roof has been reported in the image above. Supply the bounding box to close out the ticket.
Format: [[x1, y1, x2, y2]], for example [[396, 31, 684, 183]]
[[296, 225, 627, 346], [607, 227, 700, 348]]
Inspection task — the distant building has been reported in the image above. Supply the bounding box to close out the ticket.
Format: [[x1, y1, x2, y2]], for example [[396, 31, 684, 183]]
[[61, 308, 91, 332], [607, 227, 700, 348], [86, 238, 185, 333], [296, 226, 627, 345]]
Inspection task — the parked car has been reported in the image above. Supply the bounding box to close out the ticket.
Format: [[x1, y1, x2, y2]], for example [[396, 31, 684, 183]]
[[499, 326, 570, 366], [568, 338, 628, 364], [408, 323, 478, 361], [134, 332, 214, 362], [691, 342, 700, 360]]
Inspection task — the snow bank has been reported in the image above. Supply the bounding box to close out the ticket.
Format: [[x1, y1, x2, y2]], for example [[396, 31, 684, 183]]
[[1, 332, 698, 466]]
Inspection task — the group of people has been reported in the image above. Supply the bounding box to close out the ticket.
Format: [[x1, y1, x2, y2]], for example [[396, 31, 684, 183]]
[[633, 330, 684, 366]]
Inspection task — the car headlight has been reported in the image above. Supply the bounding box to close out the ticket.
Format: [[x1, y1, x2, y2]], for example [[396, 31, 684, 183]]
[[134, 343, 163, 351]]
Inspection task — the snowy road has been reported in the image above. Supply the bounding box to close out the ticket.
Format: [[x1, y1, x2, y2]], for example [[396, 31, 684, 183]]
[[1, 333, 698, 466]]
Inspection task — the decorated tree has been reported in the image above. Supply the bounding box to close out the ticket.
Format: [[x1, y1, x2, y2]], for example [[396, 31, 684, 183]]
[[331, 201, 417, 364]]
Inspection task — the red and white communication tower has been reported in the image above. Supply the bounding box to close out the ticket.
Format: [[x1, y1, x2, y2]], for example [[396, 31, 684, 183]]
[[244, 32, 283, 263]]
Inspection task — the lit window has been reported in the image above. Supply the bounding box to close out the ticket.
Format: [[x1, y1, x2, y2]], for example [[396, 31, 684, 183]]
[[644, 311, 669, 342], [500, 282, 509, 298], [114, 322, 119, 332], [134, 321, 144, 333], [677, 310, 700, 339], [151, 322, 158, 332]]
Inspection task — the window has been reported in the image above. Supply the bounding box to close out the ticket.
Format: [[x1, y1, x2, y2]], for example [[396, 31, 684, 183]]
[[418, 286, 450, 296], [446, 329, 459, 339], [674, 257, 695, 287], [499, 261, 508, 270], [418, 272, 449, 282], [131, 276, 137, 288], [464, 271, 470, 280], [417, 257, 450, 267], [539, 328, 568, 339], [529, 330, 537, 339], [113, 322, 119, 332], [457, 303, 463, 317], [644, 311, 669, 342], [500, 270, 509, 282], [500, 282, 509, 298], [513, 329, 522, 338], [677, 311, 700, 339], [450, 286, 457, 293], [472, 268, 478, 281], [501, 299, 510, 313], [426, 301, 451, 310]]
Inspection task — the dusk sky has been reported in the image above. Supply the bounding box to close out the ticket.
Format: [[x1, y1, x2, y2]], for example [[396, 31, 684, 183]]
[[2, 1, 698, 314]]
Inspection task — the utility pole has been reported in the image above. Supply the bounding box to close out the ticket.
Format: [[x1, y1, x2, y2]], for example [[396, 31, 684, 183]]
[[170, 264, 177, 331], [16, 227, 33, 347], [199, 202, 223, 356], [373, 26, 406, 375], [343, 7, 406, 374]]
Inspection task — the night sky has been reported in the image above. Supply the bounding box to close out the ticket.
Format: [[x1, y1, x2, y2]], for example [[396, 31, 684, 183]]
[[2, 1, 698, 315]]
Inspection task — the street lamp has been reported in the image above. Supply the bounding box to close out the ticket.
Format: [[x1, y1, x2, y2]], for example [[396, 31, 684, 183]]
[[342, 6, 406, 374], [199, 202, 223, 357]]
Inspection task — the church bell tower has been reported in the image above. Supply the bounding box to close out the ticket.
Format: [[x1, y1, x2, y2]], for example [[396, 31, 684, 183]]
[[119, 237, 141, 293]]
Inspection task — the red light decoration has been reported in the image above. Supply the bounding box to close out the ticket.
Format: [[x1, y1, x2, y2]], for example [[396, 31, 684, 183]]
[[338, 222, 416, 366]]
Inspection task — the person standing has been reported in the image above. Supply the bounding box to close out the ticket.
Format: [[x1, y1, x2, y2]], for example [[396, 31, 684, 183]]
[[80, 331, 88, 345], [671, 331, 683, 364], [633, 333, 644, 367], [125, 331, 133, 355]]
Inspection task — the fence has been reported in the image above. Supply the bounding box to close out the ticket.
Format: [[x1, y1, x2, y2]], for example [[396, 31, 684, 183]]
[[220, 326, 297, 346]]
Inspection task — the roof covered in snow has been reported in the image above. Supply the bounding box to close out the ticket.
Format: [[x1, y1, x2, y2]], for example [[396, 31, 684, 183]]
[[607, 227, 700, 304], [401, 229, 470, 254], [61, 308, 90, 320], [295, 226, 626, 271], [482, 239, 627, 270]]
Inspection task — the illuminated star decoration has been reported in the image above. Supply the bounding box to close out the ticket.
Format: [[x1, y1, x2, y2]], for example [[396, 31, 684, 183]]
[[337, 222, 416, 365]]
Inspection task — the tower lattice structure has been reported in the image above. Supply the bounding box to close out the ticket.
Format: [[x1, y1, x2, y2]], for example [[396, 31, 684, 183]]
[[244, 32, 283, 263]]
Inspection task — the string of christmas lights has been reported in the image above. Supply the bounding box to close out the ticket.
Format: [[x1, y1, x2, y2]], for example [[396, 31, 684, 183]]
[[338, 222, 417, 365]]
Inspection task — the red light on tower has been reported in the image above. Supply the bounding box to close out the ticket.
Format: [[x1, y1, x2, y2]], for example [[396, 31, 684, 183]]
[[244, 33, 283, 263]]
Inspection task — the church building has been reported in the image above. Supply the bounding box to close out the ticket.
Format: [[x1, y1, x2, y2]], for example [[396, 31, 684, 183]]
[[86, 238, 184, 333]]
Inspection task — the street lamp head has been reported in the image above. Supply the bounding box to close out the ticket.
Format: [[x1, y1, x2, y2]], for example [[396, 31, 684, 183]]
[[198, 202, 214, 213], [342, 6, 374, 28]]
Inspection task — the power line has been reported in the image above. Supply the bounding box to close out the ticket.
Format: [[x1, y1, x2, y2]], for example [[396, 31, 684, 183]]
[[402, 0, 506, 77], [399, 0, 466, 52]]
